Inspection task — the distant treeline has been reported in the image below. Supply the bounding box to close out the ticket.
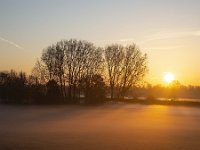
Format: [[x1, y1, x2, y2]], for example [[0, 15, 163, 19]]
[[0, 39, 147, 104], [131, 82, 200, 100]]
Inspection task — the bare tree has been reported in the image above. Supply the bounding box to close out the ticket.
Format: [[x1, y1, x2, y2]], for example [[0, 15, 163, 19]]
[[105, 44, 148, 99], [64, 39, 80, 100], [54, 41, 66, 97], [119, 44, 148, 98], [41, 46, 56, 80], [64, 39, 104, 100], [32, 59, 49, 84], [105, 44, 124, 99], [80, 46, 104, 100], [40, 42, 66, 98]]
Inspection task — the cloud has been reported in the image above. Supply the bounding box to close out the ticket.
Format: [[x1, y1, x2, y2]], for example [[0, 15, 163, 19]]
[[93, 29, 200, 48], [119, 38, 136, 42], [142, 45, 184, 51], [140, 30, 200, 44], [0, 36, 24, 50]]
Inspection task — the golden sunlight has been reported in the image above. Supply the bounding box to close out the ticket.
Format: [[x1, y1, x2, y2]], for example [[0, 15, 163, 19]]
[[163, 72, 175, 84]]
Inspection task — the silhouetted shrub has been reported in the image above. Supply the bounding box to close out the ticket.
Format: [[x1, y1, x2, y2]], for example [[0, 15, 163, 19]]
[[0, 71, 29, 104], [81, 74, 106, 104], [46, 79, 61, 103], [29, 84, 46, 104]]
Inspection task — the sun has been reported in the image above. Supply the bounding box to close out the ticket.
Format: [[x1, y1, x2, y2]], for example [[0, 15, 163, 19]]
[[163, 72, 175, 83]]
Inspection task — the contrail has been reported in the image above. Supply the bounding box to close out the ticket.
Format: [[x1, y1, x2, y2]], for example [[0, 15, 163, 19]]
[[0, 36, 24, 50]]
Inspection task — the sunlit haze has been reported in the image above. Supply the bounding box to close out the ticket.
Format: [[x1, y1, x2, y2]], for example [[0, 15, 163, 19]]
[[1, 0, 200, 85]]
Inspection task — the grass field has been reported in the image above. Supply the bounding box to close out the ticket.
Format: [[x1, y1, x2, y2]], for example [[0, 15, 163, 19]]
[[1, 104, 200, 150]]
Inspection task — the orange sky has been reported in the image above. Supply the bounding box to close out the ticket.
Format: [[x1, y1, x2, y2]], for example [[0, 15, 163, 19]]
[[0, 0, 200, 85]]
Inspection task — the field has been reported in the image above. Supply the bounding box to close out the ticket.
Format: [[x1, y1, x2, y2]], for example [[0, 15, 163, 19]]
[[1, 104, 200, 150]]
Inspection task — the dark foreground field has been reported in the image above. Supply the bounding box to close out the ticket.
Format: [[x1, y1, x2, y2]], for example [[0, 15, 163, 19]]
[[0, 104, 200, 150]]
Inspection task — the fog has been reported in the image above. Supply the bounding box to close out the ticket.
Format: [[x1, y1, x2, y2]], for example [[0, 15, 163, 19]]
[[0, 104, 200, 150]]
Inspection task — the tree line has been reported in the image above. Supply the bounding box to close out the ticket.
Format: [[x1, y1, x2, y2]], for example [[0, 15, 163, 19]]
[[0, 39, 147, 104], [133, 81, 200, 100]]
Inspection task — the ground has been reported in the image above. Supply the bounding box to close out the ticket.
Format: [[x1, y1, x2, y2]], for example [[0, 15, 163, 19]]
[[0, 104, 200, 150]]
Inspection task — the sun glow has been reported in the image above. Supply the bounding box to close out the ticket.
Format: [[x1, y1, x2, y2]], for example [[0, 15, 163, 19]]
[[163, 72, 175, 83]]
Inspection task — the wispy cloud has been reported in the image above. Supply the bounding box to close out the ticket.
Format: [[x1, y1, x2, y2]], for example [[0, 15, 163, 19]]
[[90, 30, 200, 48], [0, 36, 24, 50], [140, 30, 200, 44], [119, 38, 136, 42], [142, 45, 184, 51], [94, 39, 137, 44]]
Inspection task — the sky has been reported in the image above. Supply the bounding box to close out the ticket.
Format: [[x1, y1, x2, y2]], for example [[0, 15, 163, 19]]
[[0, 0, 200, 85]]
